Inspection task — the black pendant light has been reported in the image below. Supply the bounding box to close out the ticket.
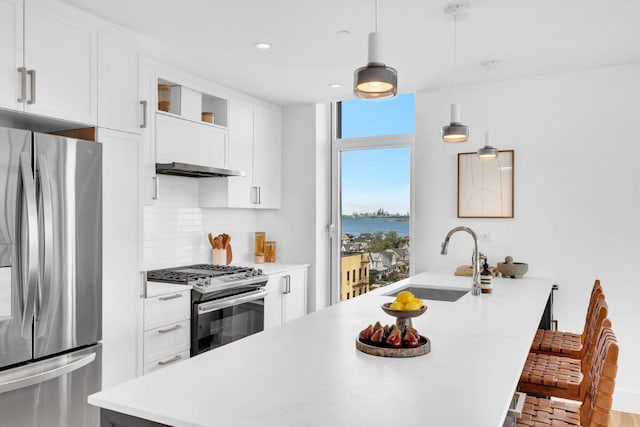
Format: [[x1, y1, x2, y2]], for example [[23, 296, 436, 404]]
[[354, 0, 397, 99], [441, 3, 470, 143]]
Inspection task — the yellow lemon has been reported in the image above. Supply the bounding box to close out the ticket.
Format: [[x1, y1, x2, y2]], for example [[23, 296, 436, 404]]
[[410, 297, 424, 308], [404, 300, 421, 311], [395, 291, 415, 304], [389, 301, 404, 310]]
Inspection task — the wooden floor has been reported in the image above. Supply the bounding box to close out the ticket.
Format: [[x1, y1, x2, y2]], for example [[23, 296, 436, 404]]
[[611, 410, 640, 427]]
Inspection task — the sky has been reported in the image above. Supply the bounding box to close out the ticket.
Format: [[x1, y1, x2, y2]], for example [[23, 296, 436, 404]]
[[340, 94, 414, 215]]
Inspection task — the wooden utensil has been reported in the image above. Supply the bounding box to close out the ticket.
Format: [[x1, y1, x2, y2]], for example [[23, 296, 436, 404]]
[[225, 235, 232, 264], [213, 236, 222, 249], [207, 232, 216, 249]]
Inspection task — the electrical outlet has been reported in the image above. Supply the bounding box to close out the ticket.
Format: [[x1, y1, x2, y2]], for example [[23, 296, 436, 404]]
[[478, 232, 492, 242]]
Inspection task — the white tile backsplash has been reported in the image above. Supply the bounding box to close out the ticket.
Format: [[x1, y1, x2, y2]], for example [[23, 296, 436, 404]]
[[143, 175, 258, 269]]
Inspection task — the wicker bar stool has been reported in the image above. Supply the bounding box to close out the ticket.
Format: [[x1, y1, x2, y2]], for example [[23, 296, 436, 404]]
[[518, 298, 608, 401], [531, 280, 603, 359], [516, 325, 618, 427]]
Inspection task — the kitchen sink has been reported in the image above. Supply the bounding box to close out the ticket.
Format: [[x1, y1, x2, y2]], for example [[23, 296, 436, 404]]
[[384, 285, 469, 302]]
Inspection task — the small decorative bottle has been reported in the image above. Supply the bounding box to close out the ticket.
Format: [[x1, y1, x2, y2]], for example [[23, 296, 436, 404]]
[[480, 260, 493, 294]]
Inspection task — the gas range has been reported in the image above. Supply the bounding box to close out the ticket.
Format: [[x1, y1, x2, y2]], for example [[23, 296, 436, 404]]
[[146, 264, 267, 295]]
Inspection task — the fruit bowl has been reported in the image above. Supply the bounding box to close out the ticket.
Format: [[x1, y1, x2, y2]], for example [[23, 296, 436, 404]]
[[381, 303, 427, 329]]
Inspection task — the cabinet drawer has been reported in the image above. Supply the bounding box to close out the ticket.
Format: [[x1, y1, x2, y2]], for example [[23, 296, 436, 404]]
[[144, 290, 190, 330], [143, 319, 190, 364], [143, 350, 190, 375]]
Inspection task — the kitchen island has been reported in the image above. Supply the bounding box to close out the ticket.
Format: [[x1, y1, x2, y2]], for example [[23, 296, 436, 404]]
[[89, 272, 554, 427]]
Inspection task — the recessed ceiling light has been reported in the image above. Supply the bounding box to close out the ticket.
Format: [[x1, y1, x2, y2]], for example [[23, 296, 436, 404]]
[[329, 83, 342, 88], [253, 42, 272, 50], [336, 30, 351, 37]]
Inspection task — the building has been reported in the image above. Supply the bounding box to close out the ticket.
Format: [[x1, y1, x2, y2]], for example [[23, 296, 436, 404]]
[[340, 252, 370, 300]]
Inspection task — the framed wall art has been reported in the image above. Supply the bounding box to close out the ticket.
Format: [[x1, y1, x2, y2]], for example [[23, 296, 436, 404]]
[[457, 150, 514, 218]]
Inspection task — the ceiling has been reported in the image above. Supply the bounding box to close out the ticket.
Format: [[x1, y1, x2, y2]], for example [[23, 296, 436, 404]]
[[61, 0, 640, 106]]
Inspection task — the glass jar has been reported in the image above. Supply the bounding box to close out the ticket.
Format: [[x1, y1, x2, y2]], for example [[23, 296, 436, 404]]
[[264, 241, 276, 263], [158, 84, 171, 112], [254, 232, 265, 256]]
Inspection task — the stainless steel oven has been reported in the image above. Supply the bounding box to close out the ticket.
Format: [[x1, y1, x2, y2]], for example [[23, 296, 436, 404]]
[[193, 287, 267, 355], [146, 264, 268, 357]]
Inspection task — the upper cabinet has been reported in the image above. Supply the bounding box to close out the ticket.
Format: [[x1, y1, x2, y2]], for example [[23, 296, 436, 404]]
[[0, 0, 23, 111], [0, 0, 98, 124], [199, 99, 282, 209], [98, 31, 140, 134]]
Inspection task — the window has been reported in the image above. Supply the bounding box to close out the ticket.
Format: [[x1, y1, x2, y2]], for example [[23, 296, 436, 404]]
[[332, 94, 414, 304]]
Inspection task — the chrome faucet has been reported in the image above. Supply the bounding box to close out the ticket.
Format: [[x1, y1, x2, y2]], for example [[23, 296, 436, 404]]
[[440, 226, 482, 296]]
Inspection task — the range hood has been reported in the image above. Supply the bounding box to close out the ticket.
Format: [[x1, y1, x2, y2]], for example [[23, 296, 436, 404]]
[[156, 162, 245, 178]]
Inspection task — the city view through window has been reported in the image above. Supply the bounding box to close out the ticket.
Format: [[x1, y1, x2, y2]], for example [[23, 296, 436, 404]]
[[338, 95, 414, 301]]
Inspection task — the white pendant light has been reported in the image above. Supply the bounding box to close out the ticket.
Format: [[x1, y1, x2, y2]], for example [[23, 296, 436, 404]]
[[354, 0, 397, 100], [478, 60, 499, 160], [442, 3, 470, 143]]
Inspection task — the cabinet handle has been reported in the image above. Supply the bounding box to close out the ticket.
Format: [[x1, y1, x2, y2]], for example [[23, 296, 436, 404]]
[[552, 319, 558, 332], [17, 67, 27, 103], [140, 100, 148, 128], [152, 175, 159, 200], [257, 186, 262, 204], [157, 355, 182, 366], [158, 293, 182, 301], [27, 69, 36, 105], [252, 186, 258, 204], [158, 324, 182, 334], [283, 275, 291, 294]]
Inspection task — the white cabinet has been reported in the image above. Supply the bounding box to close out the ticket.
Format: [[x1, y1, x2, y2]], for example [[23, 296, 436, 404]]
[[199, 100, 282, 209], [0, 0, 23, 112], [0, 0, 97, 123], [142, 288, 190, 374], [264, 267, 308, 330], [99, 128, 141, 388], [155, 113, 227, 168], [138, 58, 157, 205], [98, 32, 140, 133], [253, 106, 282, 209]]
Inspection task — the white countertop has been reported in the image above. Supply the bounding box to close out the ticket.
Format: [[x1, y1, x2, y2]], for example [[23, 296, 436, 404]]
[[90, 272, 553, 427]]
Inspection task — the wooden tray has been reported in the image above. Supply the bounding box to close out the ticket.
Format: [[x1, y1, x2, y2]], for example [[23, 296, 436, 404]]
[[355, 335, 431, 358]]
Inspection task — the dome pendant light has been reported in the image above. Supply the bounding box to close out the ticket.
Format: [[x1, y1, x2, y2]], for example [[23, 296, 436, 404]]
[[354, 0, 397, 99], [442, 3, 470, 143]]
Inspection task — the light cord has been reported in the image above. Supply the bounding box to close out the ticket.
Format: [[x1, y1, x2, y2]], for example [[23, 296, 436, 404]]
[[375, 0, 378, 32], [452, 15, 458, 103]]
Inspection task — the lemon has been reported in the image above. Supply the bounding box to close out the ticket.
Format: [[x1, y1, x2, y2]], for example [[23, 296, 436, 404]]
[[395, 290, 415, 304], [404, 300, 421, 311], [389, 301, 404, 310], [410, 297, 424, 308]]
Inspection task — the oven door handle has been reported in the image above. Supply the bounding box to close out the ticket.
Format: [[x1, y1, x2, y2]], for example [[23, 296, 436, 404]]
[[198, 289, 268, 314]]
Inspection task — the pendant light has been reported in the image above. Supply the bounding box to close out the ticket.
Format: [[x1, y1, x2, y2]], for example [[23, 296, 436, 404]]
[[477, 132, 499, 159], [354, 0, 397, 99], [477, 60, 499, 160], [441, 3, 470, 143]]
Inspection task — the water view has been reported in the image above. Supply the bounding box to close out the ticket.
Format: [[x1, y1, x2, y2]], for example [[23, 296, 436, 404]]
[[341, 216, 409, 237]]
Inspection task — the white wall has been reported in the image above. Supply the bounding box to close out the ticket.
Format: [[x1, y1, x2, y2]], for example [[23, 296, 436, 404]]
[[257, 103, 332, 312], [414, 63, 640, 412], [144, 175, 257, 269]]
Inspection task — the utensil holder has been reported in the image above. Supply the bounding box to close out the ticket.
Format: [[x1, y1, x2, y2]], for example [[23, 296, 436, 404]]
[[212, 249, 226, 265]]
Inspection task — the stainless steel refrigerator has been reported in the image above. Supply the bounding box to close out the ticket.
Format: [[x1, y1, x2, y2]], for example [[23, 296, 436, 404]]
[[0, 126, 102, 426]]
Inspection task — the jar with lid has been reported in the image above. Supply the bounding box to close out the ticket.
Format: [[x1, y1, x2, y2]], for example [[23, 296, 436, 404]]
[[158, 84, 171, 112], [254, 232, 265, 263]]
